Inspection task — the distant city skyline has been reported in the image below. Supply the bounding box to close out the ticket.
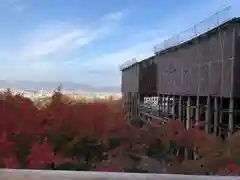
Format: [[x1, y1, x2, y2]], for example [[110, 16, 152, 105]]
[[0, 0, 239, 87], [0, 80, 120, 92], [0, 87, 122, 102]]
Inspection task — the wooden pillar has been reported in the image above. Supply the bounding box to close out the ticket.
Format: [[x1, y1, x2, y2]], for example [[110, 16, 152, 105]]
[[219, 97, 223, 124], [165, 95, 168, 114], [172, 96, 176, 120], [228, 97, 234, 137], [186, 96, 191, 130], [158, 94, 161, 115], [164, 95, 167, 113], [185, 96, 193, 160], [178, 96, 182, 121], [214, 97, 219, 134], [137, 93, 140, 105], [161, 95, 164, 112], [136, 93, 140, 115], [185, 97, 190, 158], [167, 95, 170, 116], [194, 96, 200, 160], [162, 95, 165, 113], [205, 96, 211, 134], [195, 96, 200, 122]]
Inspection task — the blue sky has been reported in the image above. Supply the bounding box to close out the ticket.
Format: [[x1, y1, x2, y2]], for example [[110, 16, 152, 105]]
[[0, 0, 239, 88]]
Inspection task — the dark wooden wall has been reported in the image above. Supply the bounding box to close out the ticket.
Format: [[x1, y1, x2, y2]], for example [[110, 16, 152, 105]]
[[121, 18, 240, 99], [233, 25, 240, 98], [121, 64, 139, 93], [121, 63, 139, 104], [138, 57, 157, 96], [155, 20, 237, 97]]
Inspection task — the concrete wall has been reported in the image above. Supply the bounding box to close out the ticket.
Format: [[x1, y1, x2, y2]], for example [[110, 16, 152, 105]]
[[0, 169, 238, 180]]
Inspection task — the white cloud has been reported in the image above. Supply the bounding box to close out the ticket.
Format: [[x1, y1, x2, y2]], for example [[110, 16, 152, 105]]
[[101, 11, 124, 21], [18, 12, 124, 61], [13, 26, 167, 86], [5, 0, 238, 88], [0, 10, 127, 84], [21, 28, 94, 60]]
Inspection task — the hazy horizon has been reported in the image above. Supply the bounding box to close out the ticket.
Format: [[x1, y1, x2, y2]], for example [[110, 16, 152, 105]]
[[0, 79, 120, 93]]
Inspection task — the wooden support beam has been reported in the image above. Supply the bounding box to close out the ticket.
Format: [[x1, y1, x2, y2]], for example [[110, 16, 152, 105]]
[[214, 97, 219, 134], [167, 95, 170, 116], [172, 96, 176, 120], [228, 97, 234, 137], [195, 96, 200, 122], [205, 96, 211, 134], [178, 96, 182, 121], [194, 96, 200, 160], [186, 96, 191, 130]]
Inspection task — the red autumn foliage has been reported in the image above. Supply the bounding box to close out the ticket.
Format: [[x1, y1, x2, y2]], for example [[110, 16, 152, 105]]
[[0, 91, 130, 169], [3, 156, 20, 169], [0, 133, 15, 157], [164, 120, 187, 141], [27, 138, 56, 169], [0, 90, 238, 175]]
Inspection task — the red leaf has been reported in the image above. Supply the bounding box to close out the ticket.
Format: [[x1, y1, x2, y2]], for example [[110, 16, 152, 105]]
[[3, 156, 20, 169]]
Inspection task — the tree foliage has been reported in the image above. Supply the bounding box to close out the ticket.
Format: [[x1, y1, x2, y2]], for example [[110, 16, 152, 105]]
[[0, 90, 239, 175]]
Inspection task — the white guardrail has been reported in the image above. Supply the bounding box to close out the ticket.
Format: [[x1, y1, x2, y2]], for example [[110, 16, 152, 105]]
[[143, 96, 173, 111], [0, 169, 238, 180]]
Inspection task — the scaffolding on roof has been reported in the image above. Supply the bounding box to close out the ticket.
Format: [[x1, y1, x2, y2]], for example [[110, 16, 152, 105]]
[[154, 6, 232, 54]]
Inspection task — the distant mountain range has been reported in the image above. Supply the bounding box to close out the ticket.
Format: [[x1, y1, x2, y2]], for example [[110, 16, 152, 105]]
[[0, 80, 120, 93]]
